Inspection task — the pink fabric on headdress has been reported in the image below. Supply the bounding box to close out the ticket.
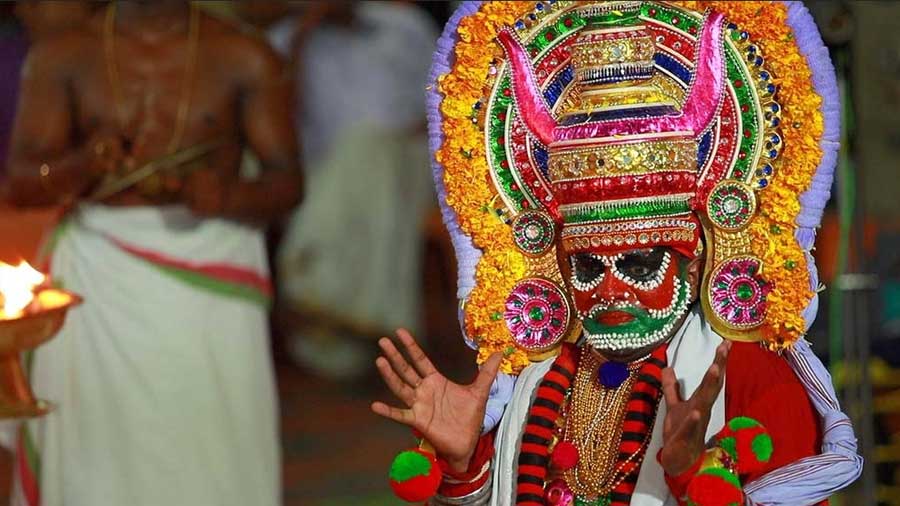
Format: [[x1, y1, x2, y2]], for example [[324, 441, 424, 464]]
[[498, 11, 726, 145], [496, 28, 556, 146], [555, 11, 726, 141]]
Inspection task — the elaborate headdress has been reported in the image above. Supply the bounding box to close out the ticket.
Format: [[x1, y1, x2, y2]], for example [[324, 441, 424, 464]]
[[427, 1, 839, 373]]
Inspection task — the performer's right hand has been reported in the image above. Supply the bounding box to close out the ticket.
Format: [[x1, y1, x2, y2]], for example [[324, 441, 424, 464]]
[[371, 329, 503, 473]]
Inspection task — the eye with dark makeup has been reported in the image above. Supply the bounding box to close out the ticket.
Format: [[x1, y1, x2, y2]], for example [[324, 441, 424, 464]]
[[570, 253, 605, 284], [615, 248, 667, 282]]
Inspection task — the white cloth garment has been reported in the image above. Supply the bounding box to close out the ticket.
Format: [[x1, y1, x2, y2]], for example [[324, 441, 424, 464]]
[[14, 205, 279, 506]]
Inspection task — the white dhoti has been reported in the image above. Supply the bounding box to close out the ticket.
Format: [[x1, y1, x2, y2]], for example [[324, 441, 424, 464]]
[[13, 205, 279, 506]]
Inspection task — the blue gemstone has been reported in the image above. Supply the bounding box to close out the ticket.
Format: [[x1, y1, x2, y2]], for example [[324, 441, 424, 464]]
[[767, 84, 776, 93], [771, 103, 780, 112], [536, 2, 544, 11], [598, 361, 629, 389], [528, 13, 537, 21], [728, 23, 738, 30], [763, 164, 773, 175], [770, 134, 780, 145], [549, 0, 557, 3], [769, 149, 778, 158], [759, 179, 769, 188], [515, 20, 526, 30], [740, 31, 749, 40], [772, 118, 781, 127], [747, 45, 757, 54], [756, 57, 764, 67]]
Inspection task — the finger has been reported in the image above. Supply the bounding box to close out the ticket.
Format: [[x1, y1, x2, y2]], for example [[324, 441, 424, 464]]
[[472, 352, 503, 395], [396, 328, 437, 377], [370, 401, 415, 426], [375, 356, 415, 406], [661, 367, 682, 407], [378, 337, 421, 386], [668, 408, 703, 447], [691, 342, 730, 409]]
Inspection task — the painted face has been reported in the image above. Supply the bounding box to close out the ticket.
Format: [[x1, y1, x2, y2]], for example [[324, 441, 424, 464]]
[[561, 247, 693, 353]]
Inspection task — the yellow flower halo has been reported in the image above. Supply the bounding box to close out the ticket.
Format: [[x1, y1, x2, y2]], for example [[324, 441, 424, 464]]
[[433, 1, 830, 373]]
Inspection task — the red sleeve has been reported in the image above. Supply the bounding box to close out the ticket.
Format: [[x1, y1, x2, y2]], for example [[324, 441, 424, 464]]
[[435, 431, 495, 498], [725, 342, 822, 483]]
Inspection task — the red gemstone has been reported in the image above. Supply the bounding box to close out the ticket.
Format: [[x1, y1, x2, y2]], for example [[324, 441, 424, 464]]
[[545, 31, 556, 41], [564, 18, 573, 27], [738, 151, 747, 159], [503, 88, 511, 97], [741, 104, 749, 113], [672, 16, 680, 24], [649, 8, 657, 16], [521, 199, 529, 208], [689, 26, 697, 35], [501, 160, 509, 168], [498, 111, 507, 120], [743, 130, 751, 138], [735, 170, 743, 177], [511, 183, 519, 191]]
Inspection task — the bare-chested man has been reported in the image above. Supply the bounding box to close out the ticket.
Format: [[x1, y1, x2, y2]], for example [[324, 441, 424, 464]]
[[5, 2, 299, 505]]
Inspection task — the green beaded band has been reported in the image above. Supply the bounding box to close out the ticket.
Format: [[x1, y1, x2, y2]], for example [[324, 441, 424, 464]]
[[561, 199, 692, 224]]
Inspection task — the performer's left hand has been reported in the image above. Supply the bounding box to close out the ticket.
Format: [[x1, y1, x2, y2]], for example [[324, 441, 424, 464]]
[[658, 340, 731, 476]]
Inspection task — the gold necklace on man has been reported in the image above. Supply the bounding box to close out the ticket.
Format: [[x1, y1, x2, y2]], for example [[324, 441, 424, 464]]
[[104, 2, 199, 155]]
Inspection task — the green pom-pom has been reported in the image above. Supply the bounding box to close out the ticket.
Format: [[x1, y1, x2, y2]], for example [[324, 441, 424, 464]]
[[727, 416, 761, 431], [719, 436, 738, 461], [751, 432, 773, 462], [699, 467, 742, 488], [686, 467, 743, 506], [389, 449, 441, 502], [389, 450, 432, 482]]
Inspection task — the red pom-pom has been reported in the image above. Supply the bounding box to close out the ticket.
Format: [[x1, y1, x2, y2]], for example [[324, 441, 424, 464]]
[[686, 468, 743, 506], [717, 417, 773, 475], [388, 448, 442, 502], [550, 441, 579, 471]]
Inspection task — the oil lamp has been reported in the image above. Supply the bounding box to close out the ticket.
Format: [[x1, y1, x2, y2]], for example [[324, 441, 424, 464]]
[[0, 261, 81, 418]]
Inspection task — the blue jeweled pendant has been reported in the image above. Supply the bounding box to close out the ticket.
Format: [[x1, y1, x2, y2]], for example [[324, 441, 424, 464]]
[[598, 361, 629, 389]]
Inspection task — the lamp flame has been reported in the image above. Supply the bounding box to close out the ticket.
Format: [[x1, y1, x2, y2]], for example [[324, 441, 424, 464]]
[[0, 261, 46, 319]]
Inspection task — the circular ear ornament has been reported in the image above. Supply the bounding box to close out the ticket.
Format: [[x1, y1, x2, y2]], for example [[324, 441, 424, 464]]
[[511, 211, 556, 256], [707, 181, 757, 231], [504, 278, 570, 352], [708, 256, 770, 329]]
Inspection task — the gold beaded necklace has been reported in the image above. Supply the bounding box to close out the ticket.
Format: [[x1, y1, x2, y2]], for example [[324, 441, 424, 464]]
[[560, 352, 648, 497], [103, 3, 199, 155]]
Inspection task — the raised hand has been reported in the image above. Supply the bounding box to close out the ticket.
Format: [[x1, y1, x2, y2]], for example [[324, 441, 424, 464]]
[[658, 340, 731, 476], [371, 329, 503, 473]]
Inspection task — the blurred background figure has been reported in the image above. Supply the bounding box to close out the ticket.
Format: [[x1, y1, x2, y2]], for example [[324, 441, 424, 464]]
[[268, 1, 439, 381], [4, 1, 300, 505]]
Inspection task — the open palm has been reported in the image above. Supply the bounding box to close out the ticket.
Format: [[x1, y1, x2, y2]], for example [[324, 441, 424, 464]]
[[371, 329, 502, 473], [659, 340, 731, 476]]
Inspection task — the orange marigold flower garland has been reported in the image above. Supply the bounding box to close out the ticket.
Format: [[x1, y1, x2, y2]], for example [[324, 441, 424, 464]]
[[678, 1, 821, 347], [437, 2, 534, 373]]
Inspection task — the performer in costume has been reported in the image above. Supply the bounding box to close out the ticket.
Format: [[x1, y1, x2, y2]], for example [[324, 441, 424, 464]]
[[372, 2, 862, 505], [6, 2, 300, 505]]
